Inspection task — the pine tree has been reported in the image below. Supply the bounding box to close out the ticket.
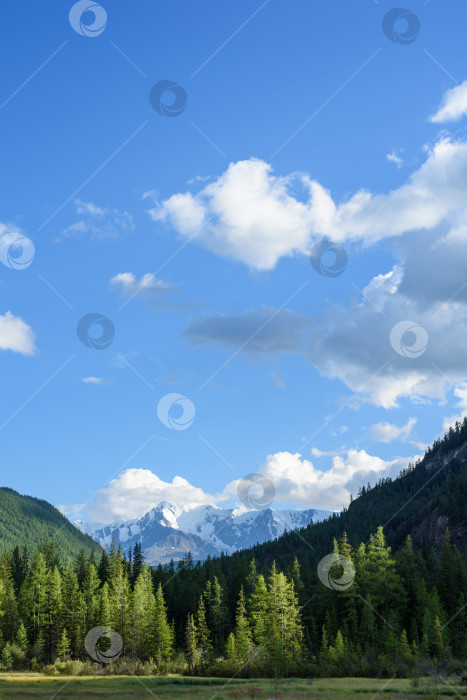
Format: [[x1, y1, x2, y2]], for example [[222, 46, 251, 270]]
[[185, 614, 198, 672], [328, 629, 345, 662], [61, 559, 83, 658], [151, 583, 173, 664], [0, 551, 19, 642], [250, 574, 268, 648], [131, 543, 144, 587], [360, 597, 376, 654], [108, 547, 131, 646], [196, 596, 212, 665], [15, 623, 28, 651], [97, 550, 110, 584], [11, 546, 28, 594], [130, 566, 154, 659], [433, 616, 444, 657], [365, 527, 401, 617], [288, 556, 304, 598], [225, 631, 237, 662], [21, 552, 48, 641], [82, 563, 100, 631], [57, 628, 71, 658], [75, 549, 87, 589], [233, 587, 252, 664], [0, 645, 13, 670], [246, 559, 257, 598], [209, 576, 225, 653], [283, 579, 303, 662], [97, 582, 111, 628], [44, 565, 62, 660], [399, 629, 412, 661], [439, 528, 461, 617], [320, 624, 329, 662]]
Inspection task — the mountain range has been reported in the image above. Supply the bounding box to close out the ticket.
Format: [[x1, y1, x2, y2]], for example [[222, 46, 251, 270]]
[[75, 502, 332, 564]]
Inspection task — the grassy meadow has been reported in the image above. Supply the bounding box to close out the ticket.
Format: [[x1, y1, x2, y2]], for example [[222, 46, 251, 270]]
[[0, 675, 466, 699]]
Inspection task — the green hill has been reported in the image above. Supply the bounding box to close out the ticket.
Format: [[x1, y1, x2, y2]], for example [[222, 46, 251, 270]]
[[0, 486, 102, 560]]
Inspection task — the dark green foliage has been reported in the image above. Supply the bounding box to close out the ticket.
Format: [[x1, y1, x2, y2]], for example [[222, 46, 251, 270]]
[[0, 423, 466, 676], [0, 488, 102, 560]]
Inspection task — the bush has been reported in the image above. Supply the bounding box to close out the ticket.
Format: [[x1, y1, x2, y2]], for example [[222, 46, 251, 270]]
[[43, 659, 95, 676]]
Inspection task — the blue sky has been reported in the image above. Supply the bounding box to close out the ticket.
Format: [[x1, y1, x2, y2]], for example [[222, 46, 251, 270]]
[[2, 0, 467, 523]]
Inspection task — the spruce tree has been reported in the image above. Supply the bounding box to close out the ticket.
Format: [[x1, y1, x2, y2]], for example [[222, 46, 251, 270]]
[[233, 587, 252, 664], [196, 596, 212, 665], [57, 628, 71, 658], [185, 614, 198, 672], [151, 582, 173, 664]]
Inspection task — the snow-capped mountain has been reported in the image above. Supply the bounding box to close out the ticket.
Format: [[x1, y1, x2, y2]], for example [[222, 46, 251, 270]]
[[76, 501, 331, 565]]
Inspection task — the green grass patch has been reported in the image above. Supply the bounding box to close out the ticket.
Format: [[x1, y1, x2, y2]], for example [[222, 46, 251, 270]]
[[0, 674, 466, 699]]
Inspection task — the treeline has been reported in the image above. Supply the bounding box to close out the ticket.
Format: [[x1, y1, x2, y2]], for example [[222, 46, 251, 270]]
[[0, 524, 465, 678]]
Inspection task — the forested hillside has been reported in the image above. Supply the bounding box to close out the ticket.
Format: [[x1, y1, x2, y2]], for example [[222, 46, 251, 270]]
[[0, 423, 465, 678], [0, 487, 102, 560]]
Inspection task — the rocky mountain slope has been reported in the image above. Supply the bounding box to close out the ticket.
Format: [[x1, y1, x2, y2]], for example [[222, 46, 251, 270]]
[[77, 502, 331, 564]]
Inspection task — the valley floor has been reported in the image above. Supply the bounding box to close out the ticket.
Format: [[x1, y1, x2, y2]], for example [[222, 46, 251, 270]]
[[0, 675, 466, 699]]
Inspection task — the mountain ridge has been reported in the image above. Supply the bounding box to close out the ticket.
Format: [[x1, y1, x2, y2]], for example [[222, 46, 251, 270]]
[[76, 501, 332, 564]]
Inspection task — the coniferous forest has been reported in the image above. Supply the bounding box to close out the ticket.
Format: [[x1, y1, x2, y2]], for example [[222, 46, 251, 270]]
[[0, 422, 466, 679]]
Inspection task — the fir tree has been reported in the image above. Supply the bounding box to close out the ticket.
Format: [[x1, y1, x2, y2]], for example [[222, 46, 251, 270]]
[[185, 614, 198, 672], [151, 582, 173, 664], [233, 587, 252, 664], [57, 628, 71, 658], [196, 596, 212, 665]]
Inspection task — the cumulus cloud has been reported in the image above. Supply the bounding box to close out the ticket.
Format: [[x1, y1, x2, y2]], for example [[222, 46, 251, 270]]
[[369, 417, 417, 443], [430, 80, 467, 123], [59, 200, 134, 241], [85, 468, 219, 522], [148, 139, 467, 270], [79, 446, 416, 522], [0, 311, 36, 355], [223, 449, 416, 511], [184, 227, 467, 407]]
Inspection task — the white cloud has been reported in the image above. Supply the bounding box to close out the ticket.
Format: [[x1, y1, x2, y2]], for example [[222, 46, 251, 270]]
[[184, 235, 467, 407], [387, 151, 403, 168], [149, 159, 321, 270], [369, 417, 417, 443], [149, 139, 467, 270], [442, 381, 467, 432], [0, 311, 36, 355], [80, 446, 417, 523], [430, 80, 467, 123], [85, 468, 219, 523], [59, 200, 134, 241], [81, 377, 107, 385], [311, 447, 343, 457], [224, 449, 417, 511], [58, 503, 86, 518], [110, 272, 172, 297], [109, 272, 195, 313]]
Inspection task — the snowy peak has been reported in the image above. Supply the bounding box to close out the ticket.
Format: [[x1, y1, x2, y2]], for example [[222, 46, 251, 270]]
[[78, 501, 331, 565]]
